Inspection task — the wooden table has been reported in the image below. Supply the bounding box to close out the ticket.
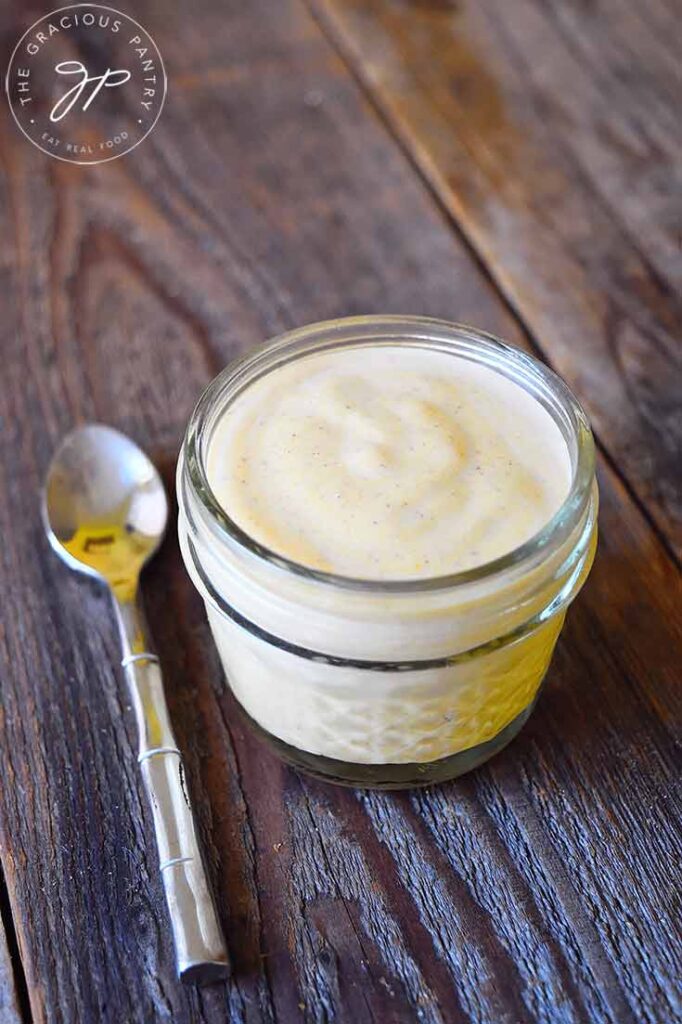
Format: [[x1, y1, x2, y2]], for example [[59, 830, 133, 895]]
[[1, 1, 680, 1021]]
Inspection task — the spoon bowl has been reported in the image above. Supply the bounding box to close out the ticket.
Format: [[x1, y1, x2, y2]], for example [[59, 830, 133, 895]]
[[43, 423, 168, 598]]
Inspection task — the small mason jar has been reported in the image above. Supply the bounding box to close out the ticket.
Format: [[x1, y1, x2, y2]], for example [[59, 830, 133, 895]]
[[177, 317, 598, 788]]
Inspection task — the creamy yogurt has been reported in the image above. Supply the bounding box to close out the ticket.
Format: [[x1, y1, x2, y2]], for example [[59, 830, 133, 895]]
[[206, 346, 572, 579], [178, 322, 597, 778]]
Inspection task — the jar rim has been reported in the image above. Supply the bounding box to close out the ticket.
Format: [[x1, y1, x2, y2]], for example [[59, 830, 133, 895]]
[[181, 315, 595, 594]]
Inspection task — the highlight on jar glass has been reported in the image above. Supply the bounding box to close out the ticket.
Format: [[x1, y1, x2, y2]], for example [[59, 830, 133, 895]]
[[177, 316, 598, 788]]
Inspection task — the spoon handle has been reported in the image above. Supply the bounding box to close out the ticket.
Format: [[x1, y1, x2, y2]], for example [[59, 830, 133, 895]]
[[114, 596, 230, 985]]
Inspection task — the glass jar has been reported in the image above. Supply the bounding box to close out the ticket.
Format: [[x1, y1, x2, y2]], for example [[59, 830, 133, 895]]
[[177, 317, 598, 788]]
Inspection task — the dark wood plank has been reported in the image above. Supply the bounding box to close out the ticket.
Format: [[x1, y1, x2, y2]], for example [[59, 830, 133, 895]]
[[0, 1, 680, 1023], [308, 0, 682, 558]]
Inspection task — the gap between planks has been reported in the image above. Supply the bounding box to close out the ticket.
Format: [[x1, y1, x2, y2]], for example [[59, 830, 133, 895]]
[[0, 861, 32, 1024]]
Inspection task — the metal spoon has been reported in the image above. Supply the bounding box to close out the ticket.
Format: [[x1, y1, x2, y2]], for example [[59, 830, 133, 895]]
[[43, 423, 229, 985]]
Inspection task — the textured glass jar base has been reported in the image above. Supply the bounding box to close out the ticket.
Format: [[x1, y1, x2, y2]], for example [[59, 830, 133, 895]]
[[233, 694, 540, 789]]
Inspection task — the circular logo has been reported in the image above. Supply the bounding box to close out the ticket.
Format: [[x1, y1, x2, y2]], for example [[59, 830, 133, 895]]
[[5, 4, 166, 164]]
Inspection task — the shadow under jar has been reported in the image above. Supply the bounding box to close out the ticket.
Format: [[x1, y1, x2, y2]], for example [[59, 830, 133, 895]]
[[177, 317, 598, 789]]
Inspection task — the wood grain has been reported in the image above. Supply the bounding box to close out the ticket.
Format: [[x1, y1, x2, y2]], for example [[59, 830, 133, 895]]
[[308, 0, 682, 559], [0, 1, 680, 1022]]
